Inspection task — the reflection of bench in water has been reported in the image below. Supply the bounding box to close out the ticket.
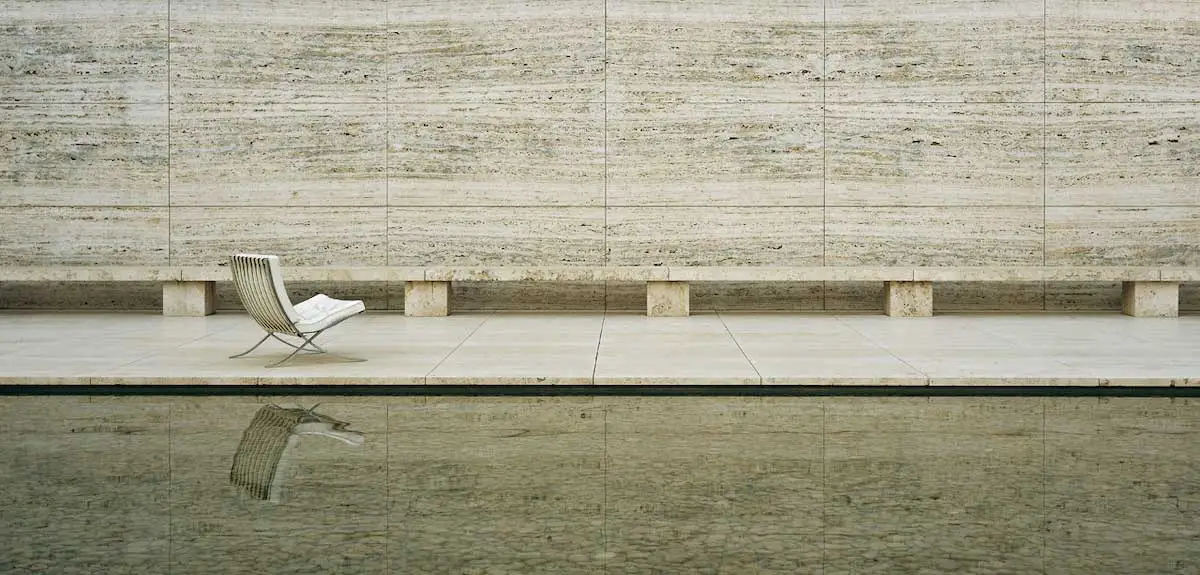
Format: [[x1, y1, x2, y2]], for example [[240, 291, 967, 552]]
[[230, 404, 364, 502]]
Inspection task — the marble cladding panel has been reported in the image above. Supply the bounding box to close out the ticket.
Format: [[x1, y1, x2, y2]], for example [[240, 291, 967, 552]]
[[1046, 207, 1200, 266], [0, 0, 167, 103], [823, 397, 1045, 573], [171, 103, 386, 206], [1183, 283, 1200, 312], [0, 206, 168, 265], [934, 281, 1045, 311], [388, 207, 604, 265], [1047, 104, 1199, 206], [604, 397, 824, 572], [389, 0, 603, 102], [825, 207, 1044, 266], [691, 282, 824, 311], [0, 397, 170, 573], [826, 104, 1044, 206], [1047, 0, 1200, 102], [170, 399, 388, 573], [606, 207, 824, 266], [0, 281, 162, 310], [170, 0, 386, 103], [825, 0, 1044, 102], [450, 281, 604, 311], [606, 0, 822, 103], [1046, 281, 1123, 311], [170, 207, 387, 266], [1044, 398, 1200, 572], [825, 281, 886, 311], [215, 281, 390, 310], [387, 397, 604, 572], [0, 104, 167, 206], [389, 103, 603, 206], [607, 103, 823, 206]]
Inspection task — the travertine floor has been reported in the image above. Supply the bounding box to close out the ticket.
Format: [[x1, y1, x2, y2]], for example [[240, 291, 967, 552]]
[[2, 311, 1199, 386]]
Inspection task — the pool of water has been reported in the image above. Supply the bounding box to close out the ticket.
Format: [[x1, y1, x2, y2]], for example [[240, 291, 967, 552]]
[[1, 394, 1198, 573]]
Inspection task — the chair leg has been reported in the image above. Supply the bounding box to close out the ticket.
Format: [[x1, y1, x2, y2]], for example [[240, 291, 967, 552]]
[[270, 333, 325, 354], [263, 330, 367, 369], [229, 333, 272, 359]]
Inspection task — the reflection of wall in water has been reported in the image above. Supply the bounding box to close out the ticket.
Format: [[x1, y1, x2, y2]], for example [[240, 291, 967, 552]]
[[229, 404, 363, 503]]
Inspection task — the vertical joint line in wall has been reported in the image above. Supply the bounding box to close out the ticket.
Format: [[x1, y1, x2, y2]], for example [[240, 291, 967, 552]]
[[1042, 0, 1048, 268], [820, 0, 827, 267], [166, 0, 172, 266], [602, 0, 608, 272], [385, 1, 390, 268]]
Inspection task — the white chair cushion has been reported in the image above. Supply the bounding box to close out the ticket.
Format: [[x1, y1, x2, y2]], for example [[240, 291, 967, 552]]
[[292, 294, 366, 333]]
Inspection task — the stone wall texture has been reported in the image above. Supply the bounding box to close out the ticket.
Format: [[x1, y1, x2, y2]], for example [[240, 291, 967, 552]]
[[2, 0, 1198, 310]]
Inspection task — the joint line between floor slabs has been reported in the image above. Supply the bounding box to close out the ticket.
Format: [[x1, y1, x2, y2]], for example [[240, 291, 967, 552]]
[[716, 310, 763, 384]]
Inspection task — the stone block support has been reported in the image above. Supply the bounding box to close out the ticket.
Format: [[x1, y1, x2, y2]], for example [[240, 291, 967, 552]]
[[163, 281, 215, 317], [885, 281, 933, 317], [647, 281, 689, 317], [1121, 281, 1179, 318], [405, 281, 450, 317]]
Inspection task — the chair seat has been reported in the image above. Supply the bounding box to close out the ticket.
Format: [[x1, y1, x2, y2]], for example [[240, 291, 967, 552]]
[[293, 294, 366, 333]]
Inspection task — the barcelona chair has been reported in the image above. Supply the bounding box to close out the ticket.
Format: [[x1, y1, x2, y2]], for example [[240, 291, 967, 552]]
[[228, 253, 366, 368]]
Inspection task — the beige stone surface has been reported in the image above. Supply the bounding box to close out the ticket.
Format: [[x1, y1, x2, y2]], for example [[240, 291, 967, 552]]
[[825, 0, 1043, 102], [389, 0, 603, 102], [607, 102, 822, 206], [0, 281, 163, 310], [691, 281, 824, 311], [0, 206, 168, 265], [0, 104, 167, 206], [607, 0, 821, 103], [826, 207, 1044, 266], [424, 266, 666, 282], [885, 280, 933, 317], [1047, 104, 1199, 206], [388, 207, 604, 266], [646, 281, 689, 317], [1046, 207, 1200, 266], [826, 104, 1043, 206], [170, 103, 386, 206], [163, 281, 215, 317], [389, 103, 603, 206], [932, 281, 1045, 311], [1047, 0, 1200, 102], [170, 0, 386, 103], [1122, 280, 1180, 318], [404, 280, 448, 317], [0, 0, 167, 103], [170, 206, 387, 266], [606, 207, 823, 266]]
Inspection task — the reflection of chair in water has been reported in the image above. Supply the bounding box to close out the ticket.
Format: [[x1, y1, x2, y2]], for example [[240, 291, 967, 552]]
[[230, 404, 364, 503]]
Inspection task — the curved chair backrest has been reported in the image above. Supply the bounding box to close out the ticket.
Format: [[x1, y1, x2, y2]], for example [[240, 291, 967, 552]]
[[230, 254, 301, 335]]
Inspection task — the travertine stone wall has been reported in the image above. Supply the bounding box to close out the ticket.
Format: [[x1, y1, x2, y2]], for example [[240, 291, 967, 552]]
[[1, 0, 1197, 310]]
